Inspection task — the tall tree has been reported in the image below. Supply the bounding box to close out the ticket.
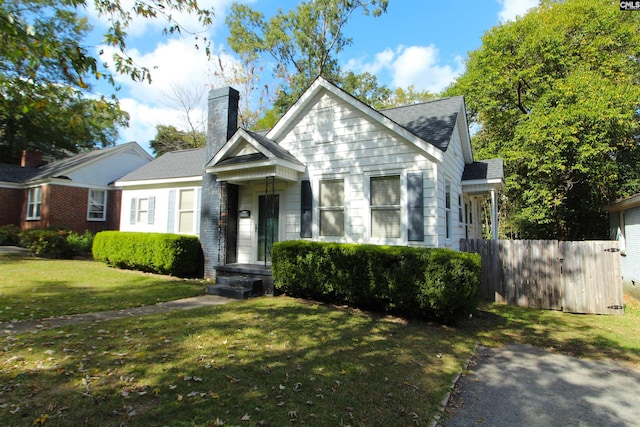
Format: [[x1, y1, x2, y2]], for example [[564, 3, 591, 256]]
[[150, 124, 205, 157], [1, 0, 213, 163], [446, 0, 640, 240], [226, 0, 389, 114]]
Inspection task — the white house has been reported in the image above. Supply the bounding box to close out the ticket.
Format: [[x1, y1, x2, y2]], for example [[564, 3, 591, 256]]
[[116, 77, 503, 291], [606, 194, 640, 292]]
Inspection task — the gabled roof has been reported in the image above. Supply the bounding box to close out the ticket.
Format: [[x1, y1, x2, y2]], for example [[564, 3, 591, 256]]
[[267, 76, 446, 163], [381, 96, 464, 152], [207, 129, 303, 169], [0, 142, 151, 185], [117, 148, 207, 183]]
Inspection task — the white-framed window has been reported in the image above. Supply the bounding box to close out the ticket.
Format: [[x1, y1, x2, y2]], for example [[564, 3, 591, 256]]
[[26, 186, 42, 220], [370, 175, 401, 239], [129, 196, 155, 225], [319, 179, 344, 237], [178, 189, 195, 234], [87, 190, 107, 221], [445, 180, 452, 239], [137, 198, 149, 223]]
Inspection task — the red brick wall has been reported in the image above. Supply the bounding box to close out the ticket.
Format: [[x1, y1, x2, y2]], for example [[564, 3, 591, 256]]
[[19, 184, 122, 234], [0, 187, 23, 227]]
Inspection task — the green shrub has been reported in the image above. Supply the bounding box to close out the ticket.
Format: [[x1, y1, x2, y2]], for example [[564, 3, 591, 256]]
[[93, 231, 202, 277], [19, 228, 73, 258], [272, 241, 481, 324], [0, 224, 20, 246], [66, 230, 94, 256]]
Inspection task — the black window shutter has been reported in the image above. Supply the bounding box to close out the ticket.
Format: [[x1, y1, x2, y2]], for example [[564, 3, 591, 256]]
[[407, 172, 424, 241], [300, 180, 312, 238]]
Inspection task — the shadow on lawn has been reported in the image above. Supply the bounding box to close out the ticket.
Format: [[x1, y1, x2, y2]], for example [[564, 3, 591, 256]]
[[0, 297, 473, 426], [464, 301, 640, 367]]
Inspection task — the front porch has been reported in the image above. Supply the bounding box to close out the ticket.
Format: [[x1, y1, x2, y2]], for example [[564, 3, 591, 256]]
[[206, 263, 274, 299]]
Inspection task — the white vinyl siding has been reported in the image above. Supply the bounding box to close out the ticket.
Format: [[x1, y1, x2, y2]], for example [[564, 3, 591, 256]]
[[26, 187, 42, 220], [621, 207, 640, 283], [319, 179, 344, 237], [278, 92, 441, 247], [370, 176, 401, 239], [87, 189, 107, 221]]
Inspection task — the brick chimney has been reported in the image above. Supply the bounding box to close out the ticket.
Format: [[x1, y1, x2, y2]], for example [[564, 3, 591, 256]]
[[200, 87, 240, 278], [21, 149, 43, 168], [205, 87, 239, 164]]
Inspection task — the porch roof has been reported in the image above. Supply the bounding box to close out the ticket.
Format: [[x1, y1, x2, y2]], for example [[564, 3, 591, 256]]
[[462, 158, 504, 195], [205, 129, 305, 183]]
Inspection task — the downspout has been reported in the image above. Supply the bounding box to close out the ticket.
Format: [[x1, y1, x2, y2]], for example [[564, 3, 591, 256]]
[[491, 189, 498, 240]]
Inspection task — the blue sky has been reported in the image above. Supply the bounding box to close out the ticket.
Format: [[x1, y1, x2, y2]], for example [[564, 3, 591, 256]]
[[86, 0, 539, 152]]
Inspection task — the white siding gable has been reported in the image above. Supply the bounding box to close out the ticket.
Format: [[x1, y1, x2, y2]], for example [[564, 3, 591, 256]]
[[67, 146, 152, 187]]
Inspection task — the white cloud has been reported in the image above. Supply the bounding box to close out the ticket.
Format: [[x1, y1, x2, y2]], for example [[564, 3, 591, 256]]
[[117, 98, 182, 152], [347, 45, 465, 94], [98, 37, 242, 150], [497, 0, 539, 22]]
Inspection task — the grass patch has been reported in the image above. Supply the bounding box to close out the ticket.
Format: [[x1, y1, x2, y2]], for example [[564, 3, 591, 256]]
[[0, 297, 475, 426], [470, 295, 640, 367], [0, 255, 204, 322], [1, 257, 640, 426]]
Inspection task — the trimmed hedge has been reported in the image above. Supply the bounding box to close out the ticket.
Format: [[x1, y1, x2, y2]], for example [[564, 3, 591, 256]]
[[93, 231, 201, 277], [272, 241, 481, 324]]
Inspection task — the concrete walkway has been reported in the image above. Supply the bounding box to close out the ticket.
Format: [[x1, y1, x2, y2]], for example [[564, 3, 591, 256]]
[[0, 295, 234, 337], [441, 343, 640, 426]]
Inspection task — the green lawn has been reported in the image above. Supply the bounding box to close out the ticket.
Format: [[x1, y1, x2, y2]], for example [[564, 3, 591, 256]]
[[0, 255, 204, 322], [1, 256, 639, 427]]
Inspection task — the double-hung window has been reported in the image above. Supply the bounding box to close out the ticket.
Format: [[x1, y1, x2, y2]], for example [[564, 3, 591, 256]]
[[27, 187, 42, 220], [88, 190, 107, 221], [178, 189, 195, 234], [137, 198, 149, 223], [319, 179, 344, 237], [370, 175, 401, 239]]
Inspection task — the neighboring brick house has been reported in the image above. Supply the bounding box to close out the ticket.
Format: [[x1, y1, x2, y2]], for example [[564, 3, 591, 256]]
[[0, 142, 152, 234]]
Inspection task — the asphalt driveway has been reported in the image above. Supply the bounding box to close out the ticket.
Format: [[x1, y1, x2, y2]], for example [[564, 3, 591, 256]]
[[442, 343, 640, 426]]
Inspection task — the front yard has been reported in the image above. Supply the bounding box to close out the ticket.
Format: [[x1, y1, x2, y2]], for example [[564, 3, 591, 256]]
[[1, 255, 639, 426]]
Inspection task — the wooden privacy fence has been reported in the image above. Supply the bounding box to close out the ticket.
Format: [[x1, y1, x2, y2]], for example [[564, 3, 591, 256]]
[[460, 239, 624, 315]]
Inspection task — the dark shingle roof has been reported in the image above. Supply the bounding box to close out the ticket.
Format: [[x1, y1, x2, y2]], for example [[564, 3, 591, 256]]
[[0, 163, 40, 183], [246, 131, 303, 165], [118, 148, 207, 182], [462, 158, 504, 181], [381, 96, 463, 152]]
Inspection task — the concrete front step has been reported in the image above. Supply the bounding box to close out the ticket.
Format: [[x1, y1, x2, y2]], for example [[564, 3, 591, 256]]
[[206, 275, 263, 300]]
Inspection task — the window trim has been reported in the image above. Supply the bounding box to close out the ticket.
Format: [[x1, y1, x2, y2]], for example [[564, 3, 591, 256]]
[[87, 189, 108, 221], [366, 171, 405, 244], [26, 186, 42, 220], [318, 178, 345, 237], [177, 188, 196, 234]]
